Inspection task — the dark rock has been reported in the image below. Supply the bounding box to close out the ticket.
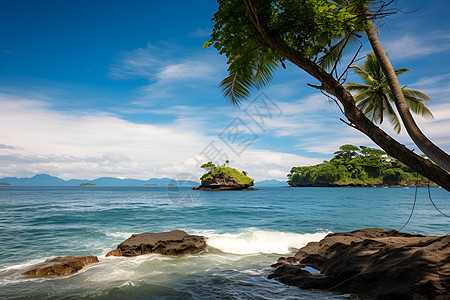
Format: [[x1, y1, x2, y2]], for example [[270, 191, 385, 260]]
[[193, 173, 257, 190], [106, 230, 207, 257], [22, 255, 99, 277], [270, 228, 449, 299]]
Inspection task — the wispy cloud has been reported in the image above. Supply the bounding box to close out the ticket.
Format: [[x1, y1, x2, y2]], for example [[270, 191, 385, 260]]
[[0, 144, 22, 150], [108, 43, 164, 80], [383, 33, 450, 61], [108, 43, 226, 105], [188, 28, 212, 38]]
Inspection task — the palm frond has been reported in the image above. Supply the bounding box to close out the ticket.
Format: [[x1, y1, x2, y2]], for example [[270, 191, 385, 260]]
[[345, 82, 370, 92], [350, 65, 378, 85], [252, 56, 278, 89], [385, 98, 401, 133], [402, 88, 433, 101], [220, 55, 278, 106], [348, 51, 434, 133], [220, 69, 253, 106], [404, 94, 434, 119], [394, 68, 411, 77]]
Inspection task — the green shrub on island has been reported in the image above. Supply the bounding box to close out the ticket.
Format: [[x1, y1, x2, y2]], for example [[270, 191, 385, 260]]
[[288, 144, 428, 186], [200, 161, 253, 185]]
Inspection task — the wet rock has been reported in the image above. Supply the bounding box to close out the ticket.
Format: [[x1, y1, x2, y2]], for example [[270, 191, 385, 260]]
[[106, 230, 206, 257], [22, 255, 99, 277], [105, 248, 122, 257], [270, 228, 449, 299]]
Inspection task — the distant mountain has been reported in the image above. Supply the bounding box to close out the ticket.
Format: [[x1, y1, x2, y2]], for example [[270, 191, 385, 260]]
[[254, 179, 287, 187], [0, 174, 69, 186], [0, 174, 199, 187]]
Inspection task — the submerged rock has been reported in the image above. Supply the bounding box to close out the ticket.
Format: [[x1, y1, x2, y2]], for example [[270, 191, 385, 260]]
[[193, 173, 257, 190], [270, 228, 449, 299], [106, 230, 206, 257], [22, 255, 99, 277]]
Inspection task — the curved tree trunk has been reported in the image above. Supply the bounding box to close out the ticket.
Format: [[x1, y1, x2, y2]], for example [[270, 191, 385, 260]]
[[365, 17, 450, 173], [242, 0, 450, 191]]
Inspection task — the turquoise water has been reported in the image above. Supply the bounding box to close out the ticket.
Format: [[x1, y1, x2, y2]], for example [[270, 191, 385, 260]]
[[0, 186, 448, 299]]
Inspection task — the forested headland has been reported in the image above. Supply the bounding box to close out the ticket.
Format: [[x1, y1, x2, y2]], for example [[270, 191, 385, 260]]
[[288, 145, 434, 187]]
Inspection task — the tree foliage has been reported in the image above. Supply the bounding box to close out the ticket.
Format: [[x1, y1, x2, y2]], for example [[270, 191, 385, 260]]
[[201, 161, 217, 172], [346, 52, 434, 133], [200, 165, 253, 184], [206, 0, 369, 105], [287, 144, 428, 186]]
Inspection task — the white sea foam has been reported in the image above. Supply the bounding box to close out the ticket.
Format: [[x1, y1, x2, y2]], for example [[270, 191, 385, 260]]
[[104, 231, 135, 239], [206, 230, 329, 255], [0, 258, 50, 272]]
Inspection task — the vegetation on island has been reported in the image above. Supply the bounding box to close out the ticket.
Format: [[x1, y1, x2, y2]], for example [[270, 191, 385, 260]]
[[80, 183, 96, 186], [0, 182, 12, 186], [206, 0, 450, 191], [288, 144, 430, 186], [200, 161, 253, 185]]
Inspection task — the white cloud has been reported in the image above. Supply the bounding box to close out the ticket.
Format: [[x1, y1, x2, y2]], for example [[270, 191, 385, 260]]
[[383, 34, 450, 61], [108, 43, 163, 80], [0, 93, 322, 181], [157, 61, 215, 81], [108, 43, 226, 105]]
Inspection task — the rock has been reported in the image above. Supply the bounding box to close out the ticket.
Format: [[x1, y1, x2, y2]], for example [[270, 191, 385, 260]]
[[106, 230, 207, 257], [269, 228, 449, 299], [193, 173, 257, 190], [22, 255, 99, 277], [105, 248, 122, 257]]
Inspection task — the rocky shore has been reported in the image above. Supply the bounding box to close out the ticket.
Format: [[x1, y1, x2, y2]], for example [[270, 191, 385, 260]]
[[22, 230, 207, 277], [21, 228, 449, 300], [270, 228, 449, 299]]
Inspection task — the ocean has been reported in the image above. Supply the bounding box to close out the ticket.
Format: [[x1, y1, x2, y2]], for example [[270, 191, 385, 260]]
[[0, 186, 448, 299]]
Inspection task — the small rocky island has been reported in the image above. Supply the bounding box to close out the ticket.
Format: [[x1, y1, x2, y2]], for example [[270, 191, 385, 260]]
[[193, 161, 257, 190], [0, 182, 11, 186], [79, 182, 96, 186]]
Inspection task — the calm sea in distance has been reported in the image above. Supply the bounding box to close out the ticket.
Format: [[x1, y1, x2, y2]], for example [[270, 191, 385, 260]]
[[0, 186, 449, 299]]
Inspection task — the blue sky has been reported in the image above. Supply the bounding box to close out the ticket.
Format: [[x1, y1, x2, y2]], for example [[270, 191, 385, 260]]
[[1, 0, 450, 181]]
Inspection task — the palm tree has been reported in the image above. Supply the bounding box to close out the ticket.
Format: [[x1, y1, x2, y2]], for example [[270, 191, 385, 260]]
[[363, 14, 450, 173], [346, 52, 434, 134]]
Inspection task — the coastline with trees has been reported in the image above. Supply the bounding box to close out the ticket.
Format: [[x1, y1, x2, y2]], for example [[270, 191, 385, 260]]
[[287, 144, 435, 187]]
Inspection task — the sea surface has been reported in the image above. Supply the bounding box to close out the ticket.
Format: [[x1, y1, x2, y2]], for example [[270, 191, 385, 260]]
[[0, 186, 448, 299]]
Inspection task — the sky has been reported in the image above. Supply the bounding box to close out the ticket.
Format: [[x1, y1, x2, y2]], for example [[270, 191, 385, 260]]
[[1, 0, 450, 181]]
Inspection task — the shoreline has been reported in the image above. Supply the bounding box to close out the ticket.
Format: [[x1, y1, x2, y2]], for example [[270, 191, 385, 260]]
[[270, 228, 449, 299], [288, 182, 439, 188]]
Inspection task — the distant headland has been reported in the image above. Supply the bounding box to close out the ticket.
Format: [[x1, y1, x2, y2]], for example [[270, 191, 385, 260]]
[[287, 144, 438, 187]]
